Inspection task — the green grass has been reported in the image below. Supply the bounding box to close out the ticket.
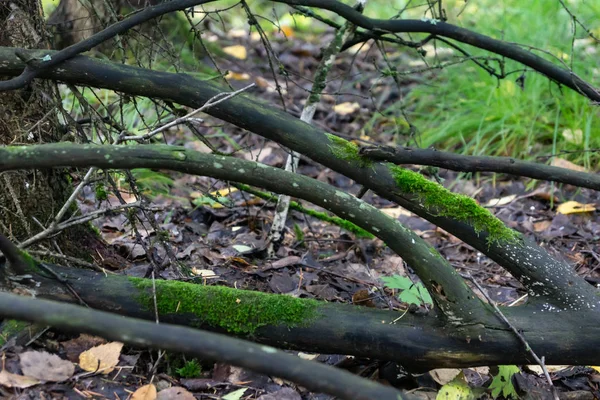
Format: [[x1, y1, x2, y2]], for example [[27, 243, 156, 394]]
[[371, 0, 600, 169]]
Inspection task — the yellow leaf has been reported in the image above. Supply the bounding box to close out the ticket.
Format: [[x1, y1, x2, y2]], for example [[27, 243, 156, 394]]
[[556, 200, 595, 215], [79, 342, 123, 374], [0, 369, 40, 388], [280, 25, 294, 38], [333, 102, 360, 116], [226, 71, 250, 81], [210, 187, 238, 197], [132, 384, 157, 400], [591, 366, 600, 373], [223, 45, 247, 60]]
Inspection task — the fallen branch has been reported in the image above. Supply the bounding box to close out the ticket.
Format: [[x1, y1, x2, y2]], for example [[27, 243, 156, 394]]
[[0, 290, 406, 400], [359, 145, 600, 191]]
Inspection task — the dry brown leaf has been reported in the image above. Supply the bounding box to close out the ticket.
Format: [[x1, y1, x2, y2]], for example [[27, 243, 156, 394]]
[[20, 351, 74, 382], [333, 102, 360, 116], [79, 341, 123, 374], [0, 369, 40, 388], [157, 386, 195, 400], [556, 200, 596, 215], [533, 220, 552, 232], [550, 157, 586, 172], [132, 383, 157, 400], [254, 76, 270, 89], [223, 45, 247, 60], [430, 368, 462, 385], [61, 334, 106, 363]]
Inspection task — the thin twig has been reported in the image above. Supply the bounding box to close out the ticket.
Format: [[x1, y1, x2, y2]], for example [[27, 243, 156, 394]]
[[461, 273, 558, 400]]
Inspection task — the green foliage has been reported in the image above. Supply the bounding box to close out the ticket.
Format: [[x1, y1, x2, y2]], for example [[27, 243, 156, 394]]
[[325, 133, 373, 168], [437, 378, 475, 400], [293, 223, 304, 242], [131, 278, 320, 335], [129, 168, 174, 197], [192, 194, 232, 208], [175, 359, 202, 378], [95, 182, 108, 201], [381, 0, 600, 168], [489, 365, 520, 399], [387, 165, 519, 245], [381, 275, 433, 307]]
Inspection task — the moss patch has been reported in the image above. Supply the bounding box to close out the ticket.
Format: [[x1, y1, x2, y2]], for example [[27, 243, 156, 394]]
[[130, 278, 320, 335], [325, 133, 373, 168], [388, 164, 519, 244]]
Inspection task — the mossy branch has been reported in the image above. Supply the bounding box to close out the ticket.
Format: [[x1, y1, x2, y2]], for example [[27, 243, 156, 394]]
[[0, 143, 490, 320], [235, 184, 374, 238]]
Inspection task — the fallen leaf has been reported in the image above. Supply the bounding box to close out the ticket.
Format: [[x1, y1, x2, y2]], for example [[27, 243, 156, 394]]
[[280, 25, 294, 38], [550, 158, 586, 172], [297, 352, 319, 361], [430, 368, 462, 385], [562, 129, 583, 145], [380, 206, 412, 218], [191, 268, 218, 278], [132, 384, 157, 400], [556, 201, 595, 215], [232, 244, 253, 254], [61, 334, 106, 362], [79, 342, 123, 374], [210, 187, 238, 197], [223, 387, 248, 400], [485, 194, 517, 207], [223, 45, 247, 60], [333, 102, 360, 116], [226, 72, 250, 81], [0, 369, 40, 388], [157, 386, 195, 400], [20, 351, 74, 382], [254, 76, 270, 89], [533, 220, 552, 232]]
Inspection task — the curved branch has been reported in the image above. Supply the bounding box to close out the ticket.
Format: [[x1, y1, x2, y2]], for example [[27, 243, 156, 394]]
[[1, 0, 598, 102], [359, 145, 600, 191], [0, 291, 406, 400], [0, 143, 488, 321], [274, 0, 599, 101], [0, 0, 214, 91], [0, 47, 596, 309]]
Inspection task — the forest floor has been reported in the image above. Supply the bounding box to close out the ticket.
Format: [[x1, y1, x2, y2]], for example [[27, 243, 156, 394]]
[[3, 21, 600, 400]]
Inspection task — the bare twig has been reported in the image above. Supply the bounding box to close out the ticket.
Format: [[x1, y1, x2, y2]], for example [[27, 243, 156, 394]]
[[461, 273, 559, 400]]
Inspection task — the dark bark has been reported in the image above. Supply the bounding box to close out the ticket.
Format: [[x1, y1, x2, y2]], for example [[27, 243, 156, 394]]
[[0, 48, 595, 310], [0, 290, 408, 400], [2, 259, 600, 370], [359, 145, 600, 192]]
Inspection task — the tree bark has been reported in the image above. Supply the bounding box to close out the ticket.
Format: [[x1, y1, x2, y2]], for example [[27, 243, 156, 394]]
[[4, 259, 599, 370]]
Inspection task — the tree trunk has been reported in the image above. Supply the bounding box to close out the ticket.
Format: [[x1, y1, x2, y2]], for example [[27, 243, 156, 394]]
[[0, 0, 70, 242]]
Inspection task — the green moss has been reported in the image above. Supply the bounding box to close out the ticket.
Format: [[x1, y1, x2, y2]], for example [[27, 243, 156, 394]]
[[235, 183, 373, 238], [325, 133, 373, 168], [130, 278, 320, 335], [388, 164, 519, 245]]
